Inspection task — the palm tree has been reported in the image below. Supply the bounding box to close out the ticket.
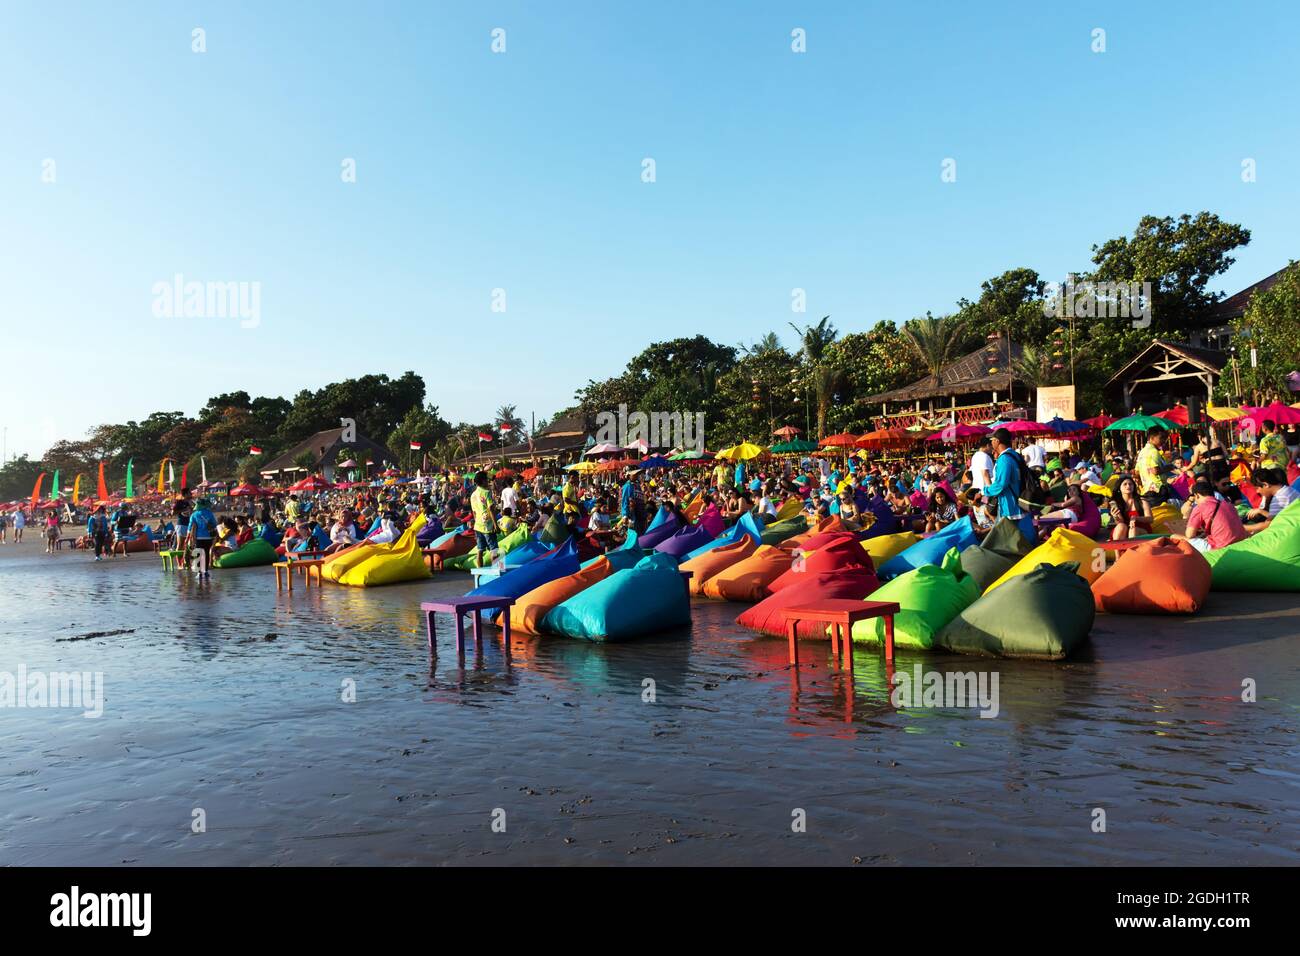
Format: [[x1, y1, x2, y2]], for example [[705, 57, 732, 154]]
[[742, 331, 784, 357], [789, 316, 837, 364], [789, 317, 839, 439], [808, 365, 841, 440], [902, 313, 968, 387], [494, 404, 525, 437]]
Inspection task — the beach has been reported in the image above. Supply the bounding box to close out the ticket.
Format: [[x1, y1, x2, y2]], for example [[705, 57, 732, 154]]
[[1, 539, 1295, 866]]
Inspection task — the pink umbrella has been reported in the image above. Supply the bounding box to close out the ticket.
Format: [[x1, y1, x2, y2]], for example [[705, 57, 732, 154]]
[[924, 423, 990, 443], [997, 420, 1053, 437], [1239, 402, 1300, 426]]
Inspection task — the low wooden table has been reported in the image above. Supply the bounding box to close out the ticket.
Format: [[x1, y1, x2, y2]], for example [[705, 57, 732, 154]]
[[780, 599, 901, 669], [273, 558, 325, 591], [421, 595, 516, 664]]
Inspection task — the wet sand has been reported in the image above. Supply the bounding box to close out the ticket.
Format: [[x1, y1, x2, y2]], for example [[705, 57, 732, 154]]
[[1, 539, 1296, 866]]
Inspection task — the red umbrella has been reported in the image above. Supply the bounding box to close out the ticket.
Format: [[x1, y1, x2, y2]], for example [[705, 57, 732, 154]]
[[772, 425, 802, 438], [289, 475, 333, 492], [818, 432, 862, 448], [520, 466, 541, 480], [999, 420, 1053, 437], [1154, 405, 1191, 426], [856, 428, 915, 450], [1083, 414, 1115, 429], [230, 482, 274, 497], [494, 467, 517, 479]]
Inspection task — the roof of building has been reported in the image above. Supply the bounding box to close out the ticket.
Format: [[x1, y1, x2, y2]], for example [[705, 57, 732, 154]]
[[863, 339, 1025, 404], [1104, 339, 1226, 390], [1211, 263, 1295, 321], [258, 427, 394, 474]]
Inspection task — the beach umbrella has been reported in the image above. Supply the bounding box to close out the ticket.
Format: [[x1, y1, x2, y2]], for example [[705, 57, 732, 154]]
[[583, 442, 623, 457], [715, 442, 769, 461], [1083, 414, 1115, 429], [817, 432, 861, 449], [668, 448, 715, 460], [564, 461, 599, 473], [521, 466, 541, 480], [1154, 405, 1192, 426], [1104, 414, 1176, 433], [772, 425, 802, 439], [923, 423, 990, 443], [623, 438, 650, 454], [289, 475, 334, 492], [1041, 416, 1093, 435], [770, 438, 818, 454], [997, 419, 1053, 437], [494, 467, 517, 479], [1239, 401, 1300, 426], [1206, 405, 1246, 422], [639, 455, 680, 470], [229, 482, 271, 496], [337, 458, 358, 468], [856, 428, 915, 449]]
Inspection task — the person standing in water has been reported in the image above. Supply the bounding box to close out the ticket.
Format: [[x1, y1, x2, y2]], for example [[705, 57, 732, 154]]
[[44, 509, 61, 553], [186, 497, 218, 576], [469, 470, 498, 568]]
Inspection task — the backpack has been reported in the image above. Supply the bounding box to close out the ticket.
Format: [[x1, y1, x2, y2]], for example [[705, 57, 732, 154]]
[[1006, 450, 1048, 506]]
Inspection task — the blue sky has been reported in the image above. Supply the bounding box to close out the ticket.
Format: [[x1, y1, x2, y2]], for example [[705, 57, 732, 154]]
[[2, 1, 1296, 459]]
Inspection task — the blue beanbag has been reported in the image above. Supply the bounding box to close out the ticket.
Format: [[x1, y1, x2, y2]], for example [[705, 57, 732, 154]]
[[645, 505, 672, 532], [502, 537, 552, 567], [541, 562, 690, 641], [879, 515, 978, 579], [467, 539, 580, 619]]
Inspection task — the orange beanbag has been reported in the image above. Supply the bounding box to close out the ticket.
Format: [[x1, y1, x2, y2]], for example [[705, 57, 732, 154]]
[[701, 545, 794, 602], [767, 537, 875, 592], [1091, 536, 1212, 614], [736, 568, 881, 639], [510, 556, 617, 634], [679, 537, 758, 595]]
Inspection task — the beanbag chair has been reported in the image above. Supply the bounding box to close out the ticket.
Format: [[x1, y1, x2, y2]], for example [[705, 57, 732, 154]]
[[425, 528, 473, 562], [1202, 500, 1300, 591], [511, 554, 624, 634], [879, 516, 977, 579], [322, 540, 376, 582], [415, 517, 445, 546], [215, 537, 279, 568], [1149, 501, 1185, 536], [636, 512, 682, 550], [683, 512, 764, 561], [114, 532, 154, 554], [986, 527, 1105, 594], [862, 531, 921, 566], [701, 545, 793, 602], [260, 526, 284, 548], [501, 538, 553, 567], [539, 513, 569, 546], [778, 517, 845, 551], [850, 548, 979, 650], [767, 536, 875, 592], [542, 564, 691, 641], [760, 516, 808, 547], [467, 540, 580, 619], [1092, 536, 1212, 613], [958, 518, 1034, 593], [936, 562, 1094, 660], [679, 537, 758, 595], [791, 530, 859, 554], [772, 496, 805, 522], [736, 568, 881, 639], [696, 504, 725, 539], [645, 505, 672, 532], [655, 523, 713, 559], [336, 514, 433, 586]]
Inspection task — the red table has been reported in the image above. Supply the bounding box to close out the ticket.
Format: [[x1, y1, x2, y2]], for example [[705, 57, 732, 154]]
[[780, 599, 901, 670]]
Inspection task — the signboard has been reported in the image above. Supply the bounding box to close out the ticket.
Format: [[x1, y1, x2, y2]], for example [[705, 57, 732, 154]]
[[1036, 385, 1076, 451]]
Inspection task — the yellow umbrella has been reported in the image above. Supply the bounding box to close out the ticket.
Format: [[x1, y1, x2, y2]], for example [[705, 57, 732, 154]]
[[565, 460, 599, 473], [1206, 404, 1246, 421], [715, 442, 768, 461]]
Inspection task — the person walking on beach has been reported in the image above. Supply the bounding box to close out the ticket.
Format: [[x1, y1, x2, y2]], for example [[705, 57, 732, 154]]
[[12, 507, 25, 543], [469, 471, 498, 568], [0, 510, 8, 544], [186, 497, 218, 576], [43, 509, 61, 553], [86, 505, 112, 561]]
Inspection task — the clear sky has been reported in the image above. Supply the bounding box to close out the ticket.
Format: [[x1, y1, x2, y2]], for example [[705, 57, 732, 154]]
[[1, 1, 1296, 459]]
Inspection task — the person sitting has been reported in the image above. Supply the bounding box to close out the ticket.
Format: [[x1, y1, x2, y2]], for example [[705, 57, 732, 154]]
[[1180, 479, 1249, 552], [1039, 480, 1085, 528], [1109, 476, 1152, 541], [1244, 467, 1297, 534], [922, 486, 959, 534], [212, 518, 241, 558]]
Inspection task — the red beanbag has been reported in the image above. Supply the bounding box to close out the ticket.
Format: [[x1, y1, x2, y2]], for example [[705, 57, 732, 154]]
[[736, 568, 881, 639], [767, 537, 876, 592], [701, 545, 793, 602], [679, 537, 758, 595], [1091, 536, 1212, 614]]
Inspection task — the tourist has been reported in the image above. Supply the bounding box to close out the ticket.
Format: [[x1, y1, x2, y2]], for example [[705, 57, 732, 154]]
[[86, 505, 112, 560], [1109, 476, 1152, 540], [923, 485, 959, 533], [1181, 479, 1248, 552], [1136, 426, 1171, 508], [1258, 419, 1293, 470], [470, 471, 498, 567], [1244, 467, 1297, 533], [13, 507, 25, 543], [186, 497, 218, 576], [1038, 480, 1085, 528], [44, 509, 61, 553], [983, 428, 1026, 521]]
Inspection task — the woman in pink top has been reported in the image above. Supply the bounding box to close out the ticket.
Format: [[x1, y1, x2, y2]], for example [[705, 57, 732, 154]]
[[1183, 480, 1249, 552]]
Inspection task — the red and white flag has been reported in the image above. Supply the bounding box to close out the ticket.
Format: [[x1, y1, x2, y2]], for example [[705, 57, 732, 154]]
[[409, 440, 422, 451], [249, 446, 263, 455], [499, 423, 513, 433], [477, 431, 494, 442]]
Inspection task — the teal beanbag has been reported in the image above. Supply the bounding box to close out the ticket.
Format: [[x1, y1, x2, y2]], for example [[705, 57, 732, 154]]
[[541, 566, 690, 641], [936, 561, 1094, 659], [1203, 500, 1300, 591]]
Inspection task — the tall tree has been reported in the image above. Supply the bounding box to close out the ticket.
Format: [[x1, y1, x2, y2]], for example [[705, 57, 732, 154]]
[[902, 313, 969, 387]]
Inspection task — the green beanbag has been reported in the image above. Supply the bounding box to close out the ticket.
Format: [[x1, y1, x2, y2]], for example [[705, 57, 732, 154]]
[[936, 561, 1095, 660], [1203, 500, 1300, 591], [214, 538, 278, 568], [849, 548, 979, 650], [445, 522, 529, 571], [959, 518, 1034, 593], [760, 515, 808, 546]]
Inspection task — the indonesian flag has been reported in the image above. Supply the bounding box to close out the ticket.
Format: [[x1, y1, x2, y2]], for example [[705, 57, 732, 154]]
[[409, 440, 422, 451], [477, 431, 493, 442], [249, 445, 263, 455], [499, 423, 513, 433]]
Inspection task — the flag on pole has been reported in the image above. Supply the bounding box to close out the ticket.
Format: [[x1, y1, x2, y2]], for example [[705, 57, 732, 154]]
[[73, 474, 82, 504], [477, 431, 494, 442], [125, 458, 134, 499], [169, 461, 175, 489], [499, 423, 513, 433], [51, 470, 60, 499], [157, 458, 172, 494], [180, 463, 188, 491], [249, 446, 263, 455], [200, 456, 207, 484], [409, 440, 422, 451]]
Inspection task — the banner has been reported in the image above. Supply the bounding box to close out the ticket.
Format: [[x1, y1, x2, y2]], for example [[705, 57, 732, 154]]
[[126, 458, 135, 499], [97, 461, 109, 502], [51, 469, 60, 499], [157, 458, 172, 494], [73, 474, 82, 504], [201, 457, 207, 485], [1036, 385, 1077, 452], [31, 472, 45, 508], [181, 463, 189, 491]]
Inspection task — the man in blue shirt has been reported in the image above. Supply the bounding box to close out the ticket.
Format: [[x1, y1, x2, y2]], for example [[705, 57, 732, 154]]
[[983, 428, 1025, 520]]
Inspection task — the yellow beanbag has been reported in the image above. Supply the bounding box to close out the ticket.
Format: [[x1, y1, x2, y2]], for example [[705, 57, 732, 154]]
[[335, 514, 433, 587], [986, 527, 1105, 593], [862, 532, 921, 566]]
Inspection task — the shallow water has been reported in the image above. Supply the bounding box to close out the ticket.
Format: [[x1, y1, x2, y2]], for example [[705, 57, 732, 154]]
[[1, 541, 1296, 866]]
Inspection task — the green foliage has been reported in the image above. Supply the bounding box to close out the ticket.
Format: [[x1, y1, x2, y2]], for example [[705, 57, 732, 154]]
[[1235, 261, 1300, 401], [0, 454, 47, 502], [901, 312, 969, 384], [388, 403, 453, 456]]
